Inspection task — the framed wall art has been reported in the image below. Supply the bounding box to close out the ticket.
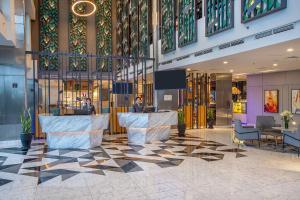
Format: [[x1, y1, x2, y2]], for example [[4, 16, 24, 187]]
[[264, 90, 279, 113], [291, 89, 300, 114]]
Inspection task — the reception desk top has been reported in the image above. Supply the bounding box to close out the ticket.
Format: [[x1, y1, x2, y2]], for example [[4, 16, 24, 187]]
[[117, 111, 178, 128], [39, 114, 109, 133]]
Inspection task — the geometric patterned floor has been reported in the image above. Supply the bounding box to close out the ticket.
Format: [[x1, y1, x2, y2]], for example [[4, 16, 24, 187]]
[[0, 134, 247, 186]]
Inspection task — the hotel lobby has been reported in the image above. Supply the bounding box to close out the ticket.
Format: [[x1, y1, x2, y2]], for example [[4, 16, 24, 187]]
[[0, 0, 300, 199]]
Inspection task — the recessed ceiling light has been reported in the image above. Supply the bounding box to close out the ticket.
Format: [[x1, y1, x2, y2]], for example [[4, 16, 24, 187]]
[[287, 48, 294, 52], [229, 69, 234, 73], [273, 63, 278, 67], [223, 61, 228, 64]]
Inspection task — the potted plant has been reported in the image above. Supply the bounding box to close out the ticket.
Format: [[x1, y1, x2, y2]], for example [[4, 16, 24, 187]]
[[280, 110, 293, 129], [20, 108, 33, 150], [207, 108, 215, 129], [177, 109, 186, 137]]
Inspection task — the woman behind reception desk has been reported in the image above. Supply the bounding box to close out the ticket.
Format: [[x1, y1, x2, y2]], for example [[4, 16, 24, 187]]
[[82, 98, 96, 115], [133, 96, 143, 113]]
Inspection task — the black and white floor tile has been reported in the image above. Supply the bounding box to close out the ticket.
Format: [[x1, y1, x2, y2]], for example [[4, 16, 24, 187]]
[[0, 134, 246, 186], [1, 129, 300, 200]]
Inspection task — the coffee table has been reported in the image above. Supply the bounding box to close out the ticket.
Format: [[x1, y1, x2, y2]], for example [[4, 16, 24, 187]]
[[271, 127, 297, 133], [261, 129, 283, 149], [271, 127, 298, 150]]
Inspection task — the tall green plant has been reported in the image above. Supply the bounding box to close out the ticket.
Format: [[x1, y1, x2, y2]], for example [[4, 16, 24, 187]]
[[20, 109, 32, 134], [207, 108, 215, 120], [178, 109, 185, 125]]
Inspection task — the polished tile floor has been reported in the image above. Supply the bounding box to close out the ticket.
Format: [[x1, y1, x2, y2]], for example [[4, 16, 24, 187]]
[[0, 128, 300, 200]]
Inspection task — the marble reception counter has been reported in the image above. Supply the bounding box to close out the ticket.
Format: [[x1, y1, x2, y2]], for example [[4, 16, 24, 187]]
[[39, 114, 109, 149], [117, 111, 178, 145]]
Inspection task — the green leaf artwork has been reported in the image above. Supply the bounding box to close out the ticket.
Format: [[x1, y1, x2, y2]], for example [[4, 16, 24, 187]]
[[95, 0, 112, 71], [39, 0, 59, 71], [69, 0, 87, 71]]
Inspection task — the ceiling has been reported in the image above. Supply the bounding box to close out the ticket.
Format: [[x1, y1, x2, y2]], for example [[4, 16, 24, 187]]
[[185, 39, 300, 80]]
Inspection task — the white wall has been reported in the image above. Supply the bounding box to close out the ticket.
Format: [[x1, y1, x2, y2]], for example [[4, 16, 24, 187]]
[[158, 0, 300, 70], [247, 70, 300, 126]]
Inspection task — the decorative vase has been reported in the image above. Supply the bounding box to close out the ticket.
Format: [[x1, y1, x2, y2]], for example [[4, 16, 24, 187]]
[[284, 116, 289, 129], [284, 121, 289, 129]]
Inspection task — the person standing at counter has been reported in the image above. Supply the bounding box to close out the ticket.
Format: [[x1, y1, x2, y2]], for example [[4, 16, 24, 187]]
[[83, 98, 96, 115], [81, 97, 87, 108], [133, 96, 143, 113]]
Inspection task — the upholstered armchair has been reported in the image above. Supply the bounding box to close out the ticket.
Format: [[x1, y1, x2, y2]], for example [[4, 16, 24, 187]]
[[234, 120, 261, 147], [256, 116, 281, 133], [283, 125, 300, 157]]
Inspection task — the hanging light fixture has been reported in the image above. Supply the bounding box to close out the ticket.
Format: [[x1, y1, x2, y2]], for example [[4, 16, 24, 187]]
[[71, 0, 96, 17]]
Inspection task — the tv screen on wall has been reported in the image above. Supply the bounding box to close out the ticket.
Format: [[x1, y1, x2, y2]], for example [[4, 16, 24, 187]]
[[154, 69, 186, 90], [112, 82, 133, 94]]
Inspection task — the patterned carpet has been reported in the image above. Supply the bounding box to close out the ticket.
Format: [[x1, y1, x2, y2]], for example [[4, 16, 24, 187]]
[[0, 134, 247, 186]]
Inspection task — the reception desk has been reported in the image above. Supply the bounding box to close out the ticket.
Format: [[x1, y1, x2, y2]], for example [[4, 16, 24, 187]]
[[117, 111, 177, 145], [39, 114, 109, 149]]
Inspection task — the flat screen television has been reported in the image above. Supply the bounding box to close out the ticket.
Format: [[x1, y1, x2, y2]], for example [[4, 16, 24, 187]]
[[112, 82, 133, 94], [154, 69, 186, 90]]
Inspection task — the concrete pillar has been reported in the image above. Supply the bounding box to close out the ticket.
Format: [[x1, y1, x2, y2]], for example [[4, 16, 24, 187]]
[[214, 73, 233, 126]]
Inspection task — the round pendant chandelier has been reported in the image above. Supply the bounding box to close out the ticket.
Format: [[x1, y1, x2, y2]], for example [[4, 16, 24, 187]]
[[71, 0, 97, 17]]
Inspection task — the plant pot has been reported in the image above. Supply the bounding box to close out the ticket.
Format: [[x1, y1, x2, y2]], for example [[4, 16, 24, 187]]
[[20, 133, 32, 150], [177, 124, 186, 137], [207, 120, 214, 129]]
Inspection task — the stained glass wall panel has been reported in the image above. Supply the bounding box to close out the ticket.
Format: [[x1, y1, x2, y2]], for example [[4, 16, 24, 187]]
[[206, 0, 234, 36], [242, 0, 287, 23], [161, 0, 176, 54], [178, 0, 197, 47]]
